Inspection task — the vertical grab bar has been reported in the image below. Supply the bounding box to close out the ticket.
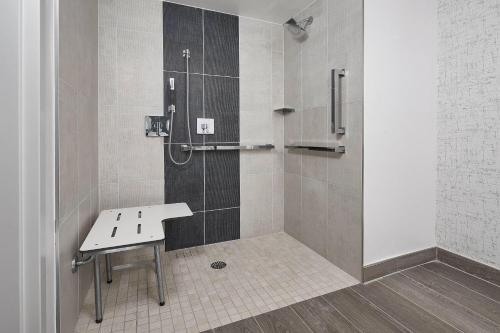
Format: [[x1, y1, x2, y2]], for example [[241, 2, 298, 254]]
[[331, 68, 346, 134]]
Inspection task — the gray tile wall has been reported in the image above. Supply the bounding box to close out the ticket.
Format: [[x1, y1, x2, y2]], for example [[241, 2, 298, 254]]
[[283, 0, 364, 280], [98, 0, 164, 211], [58, 0, 99, 332], [239, 17, 285, 238]]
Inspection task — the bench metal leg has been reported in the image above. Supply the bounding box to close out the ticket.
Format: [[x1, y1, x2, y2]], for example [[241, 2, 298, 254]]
[[153, 245, 165, 306], [93, 254, 103, 323], [105, 254, 112, 283]]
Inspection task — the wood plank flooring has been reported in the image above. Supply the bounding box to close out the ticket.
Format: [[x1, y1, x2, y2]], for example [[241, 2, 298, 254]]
[[204, 261, 500, 333]]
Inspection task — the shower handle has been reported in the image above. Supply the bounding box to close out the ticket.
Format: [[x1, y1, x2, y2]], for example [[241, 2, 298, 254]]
[[332, 68, 346, 135]]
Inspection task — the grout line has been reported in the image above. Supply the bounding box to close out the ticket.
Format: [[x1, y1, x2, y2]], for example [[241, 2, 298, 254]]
[[319, 293, 364, 332], [204, 206, 240, 213], [251, 316, 266, 333], [203, 150, 206, 245], [349, 286, 414, 333], [399, 270, 500, 328], [287, 304, 315, 333], [202, 9, 206, 246], [377, 276, 466, 333]]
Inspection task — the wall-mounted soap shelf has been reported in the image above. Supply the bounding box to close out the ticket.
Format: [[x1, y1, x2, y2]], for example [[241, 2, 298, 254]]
[[274, 107, 295, 114], [285, 143, 345, 153], [181, 144, 274, 152]]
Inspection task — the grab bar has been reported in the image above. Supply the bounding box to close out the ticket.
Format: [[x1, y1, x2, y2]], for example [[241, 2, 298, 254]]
[[332, 68, 346, 135], [180, 144, 274, 152]]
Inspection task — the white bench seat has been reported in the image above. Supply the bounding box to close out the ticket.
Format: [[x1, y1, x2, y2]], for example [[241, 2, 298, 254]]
[[80, 203, 193, 323], [80, 203, 193, 253]]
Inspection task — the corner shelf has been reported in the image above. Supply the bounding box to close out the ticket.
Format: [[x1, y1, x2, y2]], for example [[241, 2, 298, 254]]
[[285, 143, 345, 154], [274, 107, 295, 114]]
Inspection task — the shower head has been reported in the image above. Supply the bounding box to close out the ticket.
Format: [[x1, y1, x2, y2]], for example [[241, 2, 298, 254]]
[[284, 16, 313, 39]]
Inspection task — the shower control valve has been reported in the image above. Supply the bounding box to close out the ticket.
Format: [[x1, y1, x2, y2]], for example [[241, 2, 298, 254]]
[[145, 116, 169, 137], [197, 118, 214, 135]]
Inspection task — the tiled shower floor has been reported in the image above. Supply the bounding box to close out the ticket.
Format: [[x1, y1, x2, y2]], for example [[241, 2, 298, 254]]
[[74, 233, 358, 333]]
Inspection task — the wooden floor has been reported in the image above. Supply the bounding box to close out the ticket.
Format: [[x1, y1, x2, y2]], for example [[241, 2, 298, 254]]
[[203, 261, 500, 333]]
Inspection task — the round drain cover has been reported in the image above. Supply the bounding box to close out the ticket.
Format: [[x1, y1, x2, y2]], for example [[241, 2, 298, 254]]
[[211, 261, 226, 269]]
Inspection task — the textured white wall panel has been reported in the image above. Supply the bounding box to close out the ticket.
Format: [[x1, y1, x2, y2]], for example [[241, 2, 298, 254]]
[[436, 0, 500, 268]]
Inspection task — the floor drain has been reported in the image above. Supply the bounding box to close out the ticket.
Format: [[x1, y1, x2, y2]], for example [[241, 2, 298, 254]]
[[211, 261, 226, 269]]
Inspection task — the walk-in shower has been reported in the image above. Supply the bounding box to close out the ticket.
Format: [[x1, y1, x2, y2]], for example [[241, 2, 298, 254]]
[[167, 49, 193, 165]]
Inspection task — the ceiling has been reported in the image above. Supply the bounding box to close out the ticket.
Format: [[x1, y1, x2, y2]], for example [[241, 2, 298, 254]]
[[166, 0, 314, 24]]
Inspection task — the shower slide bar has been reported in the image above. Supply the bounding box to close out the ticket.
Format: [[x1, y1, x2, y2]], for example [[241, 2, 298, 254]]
[[78, 203, 193, 323], [285, 143, 346, 153], [180, 144, 274, 151]]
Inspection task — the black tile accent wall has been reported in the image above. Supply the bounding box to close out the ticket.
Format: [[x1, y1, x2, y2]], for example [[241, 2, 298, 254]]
[[163, 2, 240, 251], [204, 76, 239, 143], [163, 72, 204, 144], [164, 212, 204, 250], [205, 150, 240, 210], [163, 2, 203, 73], [205, 208, 240, 244], [204, 11, 239, 77], [164, 145, 204, 212]]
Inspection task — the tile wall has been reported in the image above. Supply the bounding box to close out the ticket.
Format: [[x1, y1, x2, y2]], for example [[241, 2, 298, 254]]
[[239, 17, 285, 238], [163, 2, 241, 250], [97, 0, 285, 250], [58, 0, 99, 332], [283, 0, 364, 280], [98, 0, 164, 211]]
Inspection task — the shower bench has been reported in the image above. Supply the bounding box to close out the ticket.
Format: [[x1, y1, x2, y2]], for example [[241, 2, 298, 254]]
[[79, 203, 193, 323]]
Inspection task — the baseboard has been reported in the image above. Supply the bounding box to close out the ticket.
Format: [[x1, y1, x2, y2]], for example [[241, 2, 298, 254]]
[[363, 246, 500, 285], [363, 247, 437, 282], [437, 248, 500, 286]]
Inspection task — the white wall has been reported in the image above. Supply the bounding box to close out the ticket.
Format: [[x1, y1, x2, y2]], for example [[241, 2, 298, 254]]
[[363, 0, 438, 265], [0, 1, 57, 332], [0, 1, 21, 331]]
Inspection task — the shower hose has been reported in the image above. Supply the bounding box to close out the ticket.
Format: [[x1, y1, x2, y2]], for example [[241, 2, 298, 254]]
[[168, 49, 193, 165]]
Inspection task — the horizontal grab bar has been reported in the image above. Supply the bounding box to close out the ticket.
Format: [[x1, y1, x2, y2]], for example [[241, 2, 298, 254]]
[[285, 144, 345, 153], [180, 144, 274, 152]]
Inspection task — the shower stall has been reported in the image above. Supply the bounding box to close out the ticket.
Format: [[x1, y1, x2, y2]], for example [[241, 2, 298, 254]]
[[55, 0, 364, 331]]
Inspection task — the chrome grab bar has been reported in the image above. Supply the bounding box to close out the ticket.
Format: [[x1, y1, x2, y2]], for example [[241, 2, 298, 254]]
[[332, 68, 346, 135], [180, 144, 274, 152]]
